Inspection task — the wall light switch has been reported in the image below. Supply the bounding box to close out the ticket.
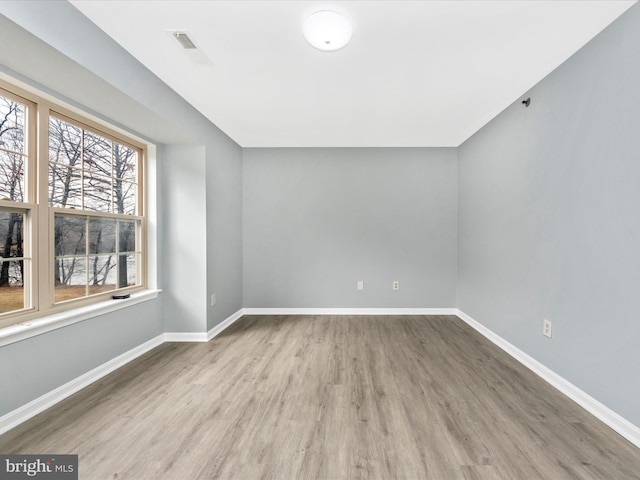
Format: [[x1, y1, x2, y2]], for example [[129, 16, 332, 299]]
[[357, 280, 364, 291]]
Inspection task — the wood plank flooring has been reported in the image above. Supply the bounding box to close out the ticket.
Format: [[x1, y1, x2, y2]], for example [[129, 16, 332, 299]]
[[1, 315, 639, 479]]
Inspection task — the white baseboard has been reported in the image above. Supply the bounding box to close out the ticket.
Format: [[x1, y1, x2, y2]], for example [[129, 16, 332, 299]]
[[0, 334, 165, 436], [0, 309, 246, 435], [5, 307, 638, 450], [163, 332, 208, 342], [456, 309, 640, 449], [242, 308, 457, 316], [207, 308, 244, 340], [164, 308, 245, 342]]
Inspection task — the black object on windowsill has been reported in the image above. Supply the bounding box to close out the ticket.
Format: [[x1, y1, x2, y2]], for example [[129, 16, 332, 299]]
[[112, 294, 131, 300]]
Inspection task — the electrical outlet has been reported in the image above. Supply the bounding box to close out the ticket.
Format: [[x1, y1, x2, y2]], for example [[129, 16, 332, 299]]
[[211, 294, 216, 307], [357, 280, 364, 291], [543, 319, 552, 338], [392, 281, 400, 291]]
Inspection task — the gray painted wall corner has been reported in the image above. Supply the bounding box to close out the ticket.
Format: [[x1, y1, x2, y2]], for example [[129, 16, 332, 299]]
[[457, 3, 640, 426]]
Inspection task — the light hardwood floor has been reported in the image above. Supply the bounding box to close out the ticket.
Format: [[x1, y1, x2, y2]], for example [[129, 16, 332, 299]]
[[1, 315, 639, 479]]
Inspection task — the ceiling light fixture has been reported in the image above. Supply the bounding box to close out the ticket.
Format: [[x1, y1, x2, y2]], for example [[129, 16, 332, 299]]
[[302, 11, 352, 52]]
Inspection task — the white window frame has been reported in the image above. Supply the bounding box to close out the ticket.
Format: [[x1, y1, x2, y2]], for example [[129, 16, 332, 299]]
[[0, 74, 158, 342]]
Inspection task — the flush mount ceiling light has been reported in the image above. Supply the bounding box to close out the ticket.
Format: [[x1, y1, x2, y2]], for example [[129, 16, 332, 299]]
[[302, 11, 352, 52]]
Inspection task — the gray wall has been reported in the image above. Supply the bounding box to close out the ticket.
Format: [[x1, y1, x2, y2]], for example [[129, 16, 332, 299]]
[[206, 135, 244, 330], [160, 145, 207, 333], [0, 301, 162, 415], [458, 3, 640, 426], [243, 148, 457, 308], [0, 1, 243, 417]]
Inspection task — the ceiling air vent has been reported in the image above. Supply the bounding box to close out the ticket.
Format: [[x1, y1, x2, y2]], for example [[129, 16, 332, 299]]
[[166, 30, 213, 65], [173, 32, 197, 50]]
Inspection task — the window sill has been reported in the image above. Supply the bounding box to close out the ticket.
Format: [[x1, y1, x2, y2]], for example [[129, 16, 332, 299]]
[[0, 289, 161, 348]]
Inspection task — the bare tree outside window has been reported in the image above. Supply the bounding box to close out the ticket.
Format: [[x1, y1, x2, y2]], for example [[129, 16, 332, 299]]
[[49, 118, 82, 209], [0, 96, 25, 202], [0, 81, 146, 327], [0, 95, 28, 314], [49, 115, 140, 303], [0, 211, 25, 313]]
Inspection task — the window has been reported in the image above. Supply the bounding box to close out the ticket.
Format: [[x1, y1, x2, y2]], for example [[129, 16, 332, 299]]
[[0, 209, 28, 315], [0, 82, 146, 328], [0, 90, 31, 318], [49, 115, 142, 304]]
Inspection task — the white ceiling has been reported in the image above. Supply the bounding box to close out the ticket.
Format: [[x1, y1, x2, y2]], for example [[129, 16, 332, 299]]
[[69, 0, 635, 148]]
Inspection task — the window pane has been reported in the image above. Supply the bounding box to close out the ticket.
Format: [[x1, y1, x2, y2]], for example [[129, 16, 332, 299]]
[[88, 255, 117, 295], [89, 218, 116, 254], [117, 254, 137, 288], [118, 219, 136, 253], [0, 151, 25, 202], [49, 164, 82, 208], [84, 173, 112, 212], [55, 215, 86, 256], [49, 117, 81, 167], [114, 143, 137, 182], [0, 211, 24, 261], [54, 257, 87, 302], [84, 131, 112, 177], [0, 260, 26, 314], [48, 116, 140, 218], [0, 95, 25, 154], [53, 214, 140, 303], [115, 181, 136, 215]]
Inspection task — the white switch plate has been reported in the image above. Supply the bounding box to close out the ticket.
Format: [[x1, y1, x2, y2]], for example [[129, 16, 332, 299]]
[[543, 319, 552, 338], [357, 280, 364, 291], [211, 294, 216, 306]]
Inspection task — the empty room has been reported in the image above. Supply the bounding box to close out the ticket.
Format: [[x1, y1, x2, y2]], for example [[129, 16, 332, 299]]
[[1, 1, 640, 479]]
